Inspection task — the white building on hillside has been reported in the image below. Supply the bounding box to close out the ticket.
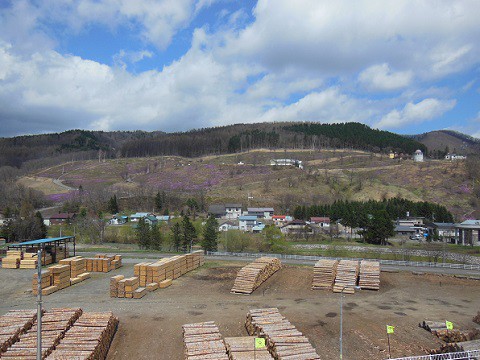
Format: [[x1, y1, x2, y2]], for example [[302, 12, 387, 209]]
[[413, 150, 424, 162]]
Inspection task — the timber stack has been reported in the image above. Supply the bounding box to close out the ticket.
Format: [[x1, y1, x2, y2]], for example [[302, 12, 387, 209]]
[[333, 260, 359, 294], [19, 253, 38, 269], [420, 320, 448, 333], [0, 310, 38, 355], [85, 254, 122, 273], [110, 275, 124, 297], [224, 337, 272, 360], [1, 251, 22, 269], [358, 260, 380, 290], [47, 311, 119, 360], [312, 259, 338, 290], [245, 308, 321, 360], [473, 312, 480, 325], [182, 321, 228, 360], [231, 257, 282, 295], [1, 308, 82, 359]]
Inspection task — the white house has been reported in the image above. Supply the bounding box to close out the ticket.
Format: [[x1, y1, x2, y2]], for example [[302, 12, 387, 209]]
[[224, 204, 242, 219], [246, 207, 274, 220], [413, 150, 424, 162], [445, 153, 467, 161], [239, 216, 260, 232], [130, 212, 154, 222], [310, 217, 330, 228], [218, 221, 239, 232]]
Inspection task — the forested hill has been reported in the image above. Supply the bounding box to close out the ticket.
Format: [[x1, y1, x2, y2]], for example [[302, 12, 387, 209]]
[[1, 122, 426, 169]]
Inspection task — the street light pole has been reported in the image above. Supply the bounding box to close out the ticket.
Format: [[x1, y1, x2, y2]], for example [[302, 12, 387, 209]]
[[36, 249, 42, 360]]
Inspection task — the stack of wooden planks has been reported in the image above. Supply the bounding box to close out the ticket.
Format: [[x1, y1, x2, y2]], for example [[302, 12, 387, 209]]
[[358, 260, 380, 290], [20, 253, 38, 269], [312, 259, 338, 290], [231, 257, 282, 295], [134, 262, 152, 287], [123, 277, 140, 298], [50, 265, 71, 291], [182, 321, 228, 360], [333, 260, 359, 294], [0, 310, 38, 355], [59, 256, 91, 285], [85, 254, 122, 273], [2, 250, 22, 269], [33, 270, 55, 296], [110, 275, 124, 298], [1, 308, 82, 359], [245, 308, 321, 360], [47, 311, 119, 360], [224, 337, 272, 360]]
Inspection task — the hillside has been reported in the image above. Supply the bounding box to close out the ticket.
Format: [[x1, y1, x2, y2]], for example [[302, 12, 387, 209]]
[[412, 130, 480, 156], [24, 148, 479, 221]]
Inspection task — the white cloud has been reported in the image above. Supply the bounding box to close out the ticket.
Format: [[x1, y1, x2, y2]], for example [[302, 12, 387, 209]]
[[358, 63, 413, 91], [376, 98, 456, 129]]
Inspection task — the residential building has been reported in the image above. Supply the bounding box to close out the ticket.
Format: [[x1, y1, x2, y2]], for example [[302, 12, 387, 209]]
[[208, 205, 227, 218], [109, 215, 128, 225], [280, 219, 313, 235], [239, 215, 259, 232], [218, 221, 239, 232], [425, 222, 456, 241], [272, 215, 293, 227], [270, 159, 304, 169], [145, 215, 158, 225], [156, 215, 170, 222], [130, 212, 154, 222], [454, 220, 480, 246], [310, 217, 330, 228], [246, 207, 274, 219], [49, 213, 76, 225], [224, 204, 242, 219], [413, 149, 424, 162]]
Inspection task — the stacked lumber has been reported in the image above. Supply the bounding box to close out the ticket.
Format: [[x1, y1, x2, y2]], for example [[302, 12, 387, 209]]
[[182, 321, 228, 360], [2, 308, 82, 359], [2, 250, 22, 269], [20, 253, 38, 269], [146, 262, 168, 285], [358, 260, 380, 290], [224, 337, 272, 360], [333, 260, 359, 294], [112, 255, 122, 269], [55, 248, 69, 262], [50, 264, 71, 290], [231, 257, 282, 295], [134, 262, 152, 287], [146, 282, 158, 292], [110, 275, 124, 297], [312, 259, 338, 290], [123, 277, 139, 298], [245, 308, 321, 360], [133, 287, 147, 299], [85, 254, 121, 273], [0, 310, 37, 354], [47, 312, 119, 360], [60, 256, 90, 285], [33, 270, 54, 295]]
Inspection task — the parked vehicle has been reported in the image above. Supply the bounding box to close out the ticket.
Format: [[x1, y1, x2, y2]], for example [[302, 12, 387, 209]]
[[409, 234, 422, 240]]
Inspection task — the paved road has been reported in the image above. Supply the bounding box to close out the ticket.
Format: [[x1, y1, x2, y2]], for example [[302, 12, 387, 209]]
[[76, 251, 480, 277]]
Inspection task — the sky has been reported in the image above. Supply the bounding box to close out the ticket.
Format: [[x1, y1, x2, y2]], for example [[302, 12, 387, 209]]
[[0, 0, 479, 138]]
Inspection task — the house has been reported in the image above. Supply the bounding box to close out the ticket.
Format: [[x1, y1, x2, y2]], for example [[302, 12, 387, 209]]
[[109, 215, 128, 225], [280, 219, 312, 235], [270, 159, 304, 169], [49, 213, 76, 225], [130, 212, 154, 222], [394, 217, 425, 236], [225, 204, 242, 219], [445, 153, 467, 161], [310, 217, 330, 228], [239, 216, 260, 232], [156, 215, 170, 222], [272, 215, 293, 227], [396, 217, 425, 227], [246, 207, 274, 219], [394, 225, 418, 236], [218, 221, 239, 232], [144, 215, 158, 225], [208, 204, 243, 219], [425, 222, 456, 241], [252, 224, 266, 233]]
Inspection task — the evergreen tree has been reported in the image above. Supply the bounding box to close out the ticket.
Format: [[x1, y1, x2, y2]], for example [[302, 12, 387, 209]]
[[360, 210, 395, 245], [154, 191, 163, 212], [201, 215, 218, 252], [107, 195, 119, 214], [171, 222, 182, 252], [181, 215, 196, 252], [150, 223, 163, 250], [136, 218, 150, 249], [35, 211, 48, 239]]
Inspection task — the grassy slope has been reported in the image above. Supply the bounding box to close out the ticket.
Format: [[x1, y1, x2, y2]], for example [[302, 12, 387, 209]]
[[22, 149, 478, 220]]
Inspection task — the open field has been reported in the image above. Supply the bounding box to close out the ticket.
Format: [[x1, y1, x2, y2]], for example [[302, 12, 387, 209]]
[[1, 259, 479, 359]]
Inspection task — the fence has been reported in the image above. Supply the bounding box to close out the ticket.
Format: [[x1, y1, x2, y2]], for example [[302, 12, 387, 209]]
[[389, 350, 480, 359], [206, 251, 480, 271]]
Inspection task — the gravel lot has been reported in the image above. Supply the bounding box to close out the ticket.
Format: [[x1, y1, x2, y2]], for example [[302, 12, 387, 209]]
[[1, 260, 479, 359]]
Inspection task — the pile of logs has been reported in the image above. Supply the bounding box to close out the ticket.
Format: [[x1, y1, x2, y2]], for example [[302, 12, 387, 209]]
[[312, 259, 338, 290], [182, 321, 228, 359], [231, 257, 282, 294], [420, 320, 448, 333], [0, 310, 38, 354], [47, 311, 119, 360], [333, 260, 359, 294], [358, 260, 380, 290], [1, 308, 82, 359], [245, 308, 321, 360], [224, 337, 272, 360]]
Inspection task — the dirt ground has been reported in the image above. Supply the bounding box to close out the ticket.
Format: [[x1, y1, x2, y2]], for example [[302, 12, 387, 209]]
[[0, 261, 479, 360]]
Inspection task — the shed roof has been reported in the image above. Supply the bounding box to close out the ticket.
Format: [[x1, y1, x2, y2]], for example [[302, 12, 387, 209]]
[[247, 207, 274, 212], [9, 236, 75, 247]]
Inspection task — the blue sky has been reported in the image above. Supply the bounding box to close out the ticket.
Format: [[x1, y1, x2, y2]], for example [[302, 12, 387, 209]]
[[0, 0, 479, 138]]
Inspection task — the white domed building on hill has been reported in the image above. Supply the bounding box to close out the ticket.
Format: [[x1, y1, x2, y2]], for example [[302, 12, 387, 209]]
[[413, 149, 424, 162]]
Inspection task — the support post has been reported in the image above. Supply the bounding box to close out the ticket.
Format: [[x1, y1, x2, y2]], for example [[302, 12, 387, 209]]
[[36, 249, 42, 360], [340, 287, 344, 360]]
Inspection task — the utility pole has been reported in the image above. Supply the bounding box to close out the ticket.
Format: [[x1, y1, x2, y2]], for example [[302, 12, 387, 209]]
[[36, 249, 42, 360]]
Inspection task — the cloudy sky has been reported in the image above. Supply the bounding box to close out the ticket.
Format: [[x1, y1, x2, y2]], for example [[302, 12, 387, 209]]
[[0, 0, 479, 138]]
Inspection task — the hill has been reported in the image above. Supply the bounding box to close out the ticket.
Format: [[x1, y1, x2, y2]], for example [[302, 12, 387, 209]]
[[411, 130, 480, 157], [22, 148, 479, 221]]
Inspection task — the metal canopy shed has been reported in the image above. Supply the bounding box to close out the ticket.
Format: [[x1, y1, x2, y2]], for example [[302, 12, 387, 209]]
[[7, 236, 76, 264]]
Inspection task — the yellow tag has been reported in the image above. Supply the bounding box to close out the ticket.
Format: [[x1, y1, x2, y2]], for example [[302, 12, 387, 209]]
[[386, 325, 394, 334], [255, 338, 266, 349], [446, 321, 453, 330]]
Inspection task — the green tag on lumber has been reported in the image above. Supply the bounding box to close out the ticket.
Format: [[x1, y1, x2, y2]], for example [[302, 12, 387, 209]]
[[255, 337, 266, 349]]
